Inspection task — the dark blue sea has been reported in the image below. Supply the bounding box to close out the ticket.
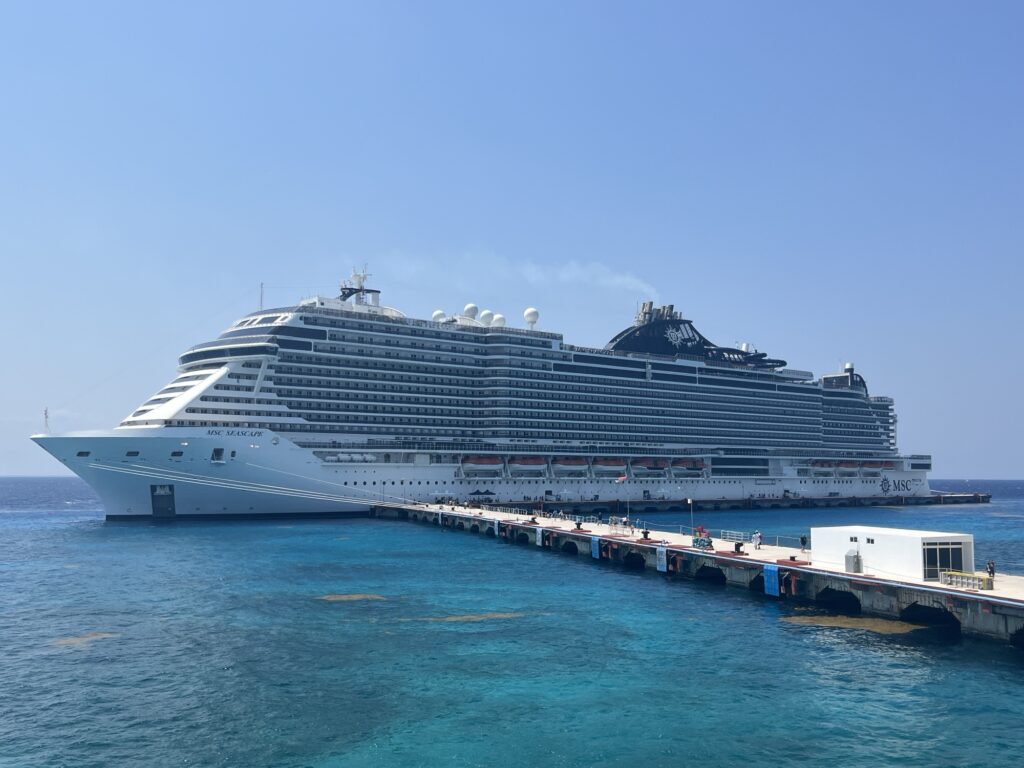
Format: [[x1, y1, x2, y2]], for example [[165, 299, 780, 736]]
[[2, 477, 1023, 768]]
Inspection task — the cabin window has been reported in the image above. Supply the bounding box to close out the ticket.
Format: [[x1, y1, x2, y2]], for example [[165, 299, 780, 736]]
[[126, 451, 140, 457], [171, 451, 183, 457], [76, 451, 91, 457], [210, 448, 225, 462]]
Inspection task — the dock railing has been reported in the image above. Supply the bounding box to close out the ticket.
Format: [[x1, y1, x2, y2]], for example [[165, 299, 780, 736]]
[[940, 570, 994, 590], [719, 530, 748, 543]]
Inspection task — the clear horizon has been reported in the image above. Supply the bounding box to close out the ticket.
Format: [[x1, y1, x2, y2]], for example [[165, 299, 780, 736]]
[[1, 1, 1021, 478]]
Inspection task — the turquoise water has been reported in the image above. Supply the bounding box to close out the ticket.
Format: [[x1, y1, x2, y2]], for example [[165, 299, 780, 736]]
[[2, 478, 1023, 768]]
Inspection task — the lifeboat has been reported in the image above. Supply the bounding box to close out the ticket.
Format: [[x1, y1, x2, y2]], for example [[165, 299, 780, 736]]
[[592, 457, 628, 474], [631, 457, 669, 474], [811, 459, 834, 476], [461, 455, 503, 474], [507, 456, 547, 475], [838, 461, 860, 469], [671, 458, 703, 475], [882, 461, 896, 469], [863, 461, 882, 469], [552, 456, 588, 474]]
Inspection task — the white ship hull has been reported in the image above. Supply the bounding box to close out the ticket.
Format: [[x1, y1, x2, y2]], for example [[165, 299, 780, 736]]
[[34, 428, 932, 520]]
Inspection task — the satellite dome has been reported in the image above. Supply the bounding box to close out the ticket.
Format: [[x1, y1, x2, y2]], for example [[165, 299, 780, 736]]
[[479, 309, 494, 326], [431, 310, 445, 322], [463, 303, 479, 319], [523, 307, 540, 329], [491, 313, 506, 327]]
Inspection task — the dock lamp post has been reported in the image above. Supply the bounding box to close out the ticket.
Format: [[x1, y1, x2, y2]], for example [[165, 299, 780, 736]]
[[687, 498, 694, 535]]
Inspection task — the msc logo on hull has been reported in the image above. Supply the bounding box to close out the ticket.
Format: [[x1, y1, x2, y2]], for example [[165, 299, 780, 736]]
[[880, 478, 914, 495]]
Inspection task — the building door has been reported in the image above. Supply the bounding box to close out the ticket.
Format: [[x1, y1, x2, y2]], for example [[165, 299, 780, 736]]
[[150, 484, 176, 517], [922, 541, 964, 580]]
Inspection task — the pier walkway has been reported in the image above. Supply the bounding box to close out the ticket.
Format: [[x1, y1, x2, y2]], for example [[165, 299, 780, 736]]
[[372, 501, 1024, 647]]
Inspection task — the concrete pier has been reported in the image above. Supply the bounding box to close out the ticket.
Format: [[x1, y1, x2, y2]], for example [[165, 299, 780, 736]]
[[371, 502, 1024, 648], [475, 491, 990, 517]]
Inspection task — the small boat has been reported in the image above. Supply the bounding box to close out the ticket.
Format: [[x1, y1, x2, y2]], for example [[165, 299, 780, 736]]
[[552, 456, 588, 474], [592, 457, 628, 474], [671, 458, 703, 475], [863, 461, 882, 469], [508, 456, 547, 474], [631, 457, 668, 474], [461, 456, 503, 474]]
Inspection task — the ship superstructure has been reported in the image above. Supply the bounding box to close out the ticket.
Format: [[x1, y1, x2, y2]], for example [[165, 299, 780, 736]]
[[34, 270, 931, 518]]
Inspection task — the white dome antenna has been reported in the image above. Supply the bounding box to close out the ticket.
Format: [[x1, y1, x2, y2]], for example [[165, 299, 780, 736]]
[[524, 307, 539, 330], [491, 313, 506, 327], [431, 310, 445, 322], [463, 303, 479, 319], [479, 309, 494, 326]]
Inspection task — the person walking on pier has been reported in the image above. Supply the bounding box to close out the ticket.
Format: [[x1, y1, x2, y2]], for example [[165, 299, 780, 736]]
[[753, 530, 762, 550], [987, 560, 996, 582], [800, 535, 808, 553]]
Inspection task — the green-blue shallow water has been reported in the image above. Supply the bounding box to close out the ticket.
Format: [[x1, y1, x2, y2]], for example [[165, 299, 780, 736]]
[[2, 478, 1023, 768]]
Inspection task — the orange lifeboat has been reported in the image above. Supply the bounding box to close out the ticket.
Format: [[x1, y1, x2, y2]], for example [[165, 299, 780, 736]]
[[631, 458, 668, 474], [592, 457, 627, 474], [552, 456, 588, 474], [671, 458, 702, 475], [508, 456, 546, 474], [461, 456, 503, 474]]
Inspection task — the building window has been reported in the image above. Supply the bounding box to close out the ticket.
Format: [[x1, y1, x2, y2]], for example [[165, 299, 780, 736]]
[[922, 542, 964, 581]]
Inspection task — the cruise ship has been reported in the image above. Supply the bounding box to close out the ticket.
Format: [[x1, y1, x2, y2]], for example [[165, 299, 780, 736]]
[[33, 269, 932, 519]]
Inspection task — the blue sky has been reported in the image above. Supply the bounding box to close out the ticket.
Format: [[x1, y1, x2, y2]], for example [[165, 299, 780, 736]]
[[1, 1, 1021, 477]]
